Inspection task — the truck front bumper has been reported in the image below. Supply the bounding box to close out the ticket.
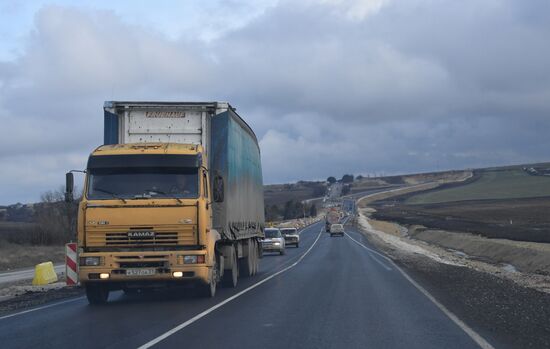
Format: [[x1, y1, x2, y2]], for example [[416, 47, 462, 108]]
[[78, 251, 211, 286]]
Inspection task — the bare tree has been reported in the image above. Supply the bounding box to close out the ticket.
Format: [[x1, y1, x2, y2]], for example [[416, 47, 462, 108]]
[[34, 186, 79, 245]]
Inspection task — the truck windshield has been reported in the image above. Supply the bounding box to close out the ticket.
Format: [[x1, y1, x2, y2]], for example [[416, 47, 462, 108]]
[[87, 167, 198, 200]]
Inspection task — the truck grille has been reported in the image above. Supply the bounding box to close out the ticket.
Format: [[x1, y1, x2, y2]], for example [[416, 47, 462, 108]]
[[106, 232, 178, 245], [86, 226, 196, 247]]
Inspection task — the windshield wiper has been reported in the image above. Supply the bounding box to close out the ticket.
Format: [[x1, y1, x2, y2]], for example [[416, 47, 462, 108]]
[[143, 189, 183, 204], [93, 188, 127, 203]]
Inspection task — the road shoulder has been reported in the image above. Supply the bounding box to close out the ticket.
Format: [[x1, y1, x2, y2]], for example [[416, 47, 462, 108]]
[[353, 216, 550, 349]]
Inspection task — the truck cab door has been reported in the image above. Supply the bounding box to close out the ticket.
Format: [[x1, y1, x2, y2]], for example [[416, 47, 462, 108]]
[[202, 170, 212, 221]]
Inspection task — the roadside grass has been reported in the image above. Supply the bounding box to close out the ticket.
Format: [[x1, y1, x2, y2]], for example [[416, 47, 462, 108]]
[[406, 169, 550, 204], [0, 243, 65, 271]]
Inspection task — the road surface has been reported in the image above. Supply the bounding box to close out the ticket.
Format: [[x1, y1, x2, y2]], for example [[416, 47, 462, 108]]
[[0, 264, 64, 285], [0, 221, 487, 349]]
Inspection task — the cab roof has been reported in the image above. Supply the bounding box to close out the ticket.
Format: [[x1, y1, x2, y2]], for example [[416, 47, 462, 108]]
[[92, 143, 202, 156]]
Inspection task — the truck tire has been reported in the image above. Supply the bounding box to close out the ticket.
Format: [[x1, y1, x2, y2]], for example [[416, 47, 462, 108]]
[[252, 240, 259, 275], [198, 260, 218, 298], [222, 249, 238, 288], [239, 242, 254, 277], [86, 284, 109, 305]]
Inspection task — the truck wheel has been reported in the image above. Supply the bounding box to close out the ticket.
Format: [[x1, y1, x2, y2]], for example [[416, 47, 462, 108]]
[[250, 240, 256, 275], [86, 284, 109, 305], [239, 242, 254, 277], [198, 260, 218, 298], [222, 250, 238, 288], [252, 240, 260, 275]]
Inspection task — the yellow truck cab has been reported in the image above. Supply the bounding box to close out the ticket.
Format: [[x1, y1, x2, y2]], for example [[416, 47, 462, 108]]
[[66, 102, 265, 304]]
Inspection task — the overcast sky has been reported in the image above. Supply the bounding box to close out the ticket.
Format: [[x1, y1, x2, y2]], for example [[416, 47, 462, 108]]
[[1, 0, 550, 204]]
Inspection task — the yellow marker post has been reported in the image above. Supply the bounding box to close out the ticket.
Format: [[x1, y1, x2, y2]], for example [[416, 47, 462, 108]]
[[32, 261, 58, 286]]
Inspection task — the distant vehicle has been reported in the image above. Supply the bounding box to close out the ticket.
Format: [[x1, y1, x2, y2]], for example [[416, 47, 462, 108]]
[[326, 209, 340, 232], [280, 228, 300, 248], [329, 224, 345, 237], [262, 228, 286, 254]]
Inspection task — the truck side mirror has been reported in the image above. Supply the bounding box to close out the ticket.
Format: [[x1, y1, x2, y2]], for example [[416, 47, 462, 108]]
[[213, 175, 224, 203], [65, 172, 74, 203]]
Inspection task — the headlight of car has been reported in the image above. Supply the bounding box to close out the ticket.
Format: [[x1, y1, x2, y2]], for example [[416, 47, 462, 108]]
[[80, 256, 101, 266], [273, 242, 281, 246]]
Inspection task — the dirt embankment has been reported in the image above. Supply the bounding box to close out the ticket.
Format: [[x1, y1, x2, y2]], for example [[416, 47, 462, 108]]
[[409, 226, 550, 276]]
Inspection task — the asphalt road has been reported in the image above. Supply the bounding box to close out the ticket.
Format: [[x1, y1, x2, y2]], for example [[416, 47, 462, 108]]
[[0, 264, 64, 284], [0, 221, 486, 349]]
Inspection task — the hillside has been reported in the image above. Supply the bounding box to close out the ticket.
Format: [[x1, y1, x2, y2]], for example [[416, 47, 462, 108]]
[[372, 165, 550, 243]]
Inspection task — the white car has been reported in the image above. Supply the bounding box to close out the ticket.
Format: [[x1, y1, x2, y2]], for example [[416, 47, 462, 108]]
[[280, 228, 300, 248], [329, 224, 345, 237], [262, 228, 286, 255]]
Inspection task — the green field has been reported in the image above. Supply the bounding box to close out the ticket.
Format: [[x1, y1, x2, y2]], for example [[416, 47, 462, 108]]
[[407, 169, 550, 204]]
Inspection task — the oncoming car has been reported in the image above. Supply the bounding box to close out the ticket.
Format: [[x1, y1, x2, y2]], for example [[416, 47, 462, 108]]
[[262, 228, 286, 255], [280, 227, 300, 248], [329, 224, 345, 237]]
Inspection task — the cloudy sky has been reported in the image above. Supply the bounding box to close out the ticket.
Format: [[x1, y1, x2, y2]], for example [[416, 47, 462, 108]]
[[1, 0, 549, 204]]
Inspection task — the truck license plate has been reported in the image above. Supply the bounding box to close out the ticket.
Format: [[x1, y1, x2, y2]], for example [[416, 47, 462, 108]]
[[126, 268, 156, 276]]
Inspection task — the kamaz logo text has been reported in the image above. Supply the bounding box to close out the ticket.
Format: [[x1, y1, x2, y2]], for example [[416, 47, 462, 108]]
[[128, 231, 155, 238]]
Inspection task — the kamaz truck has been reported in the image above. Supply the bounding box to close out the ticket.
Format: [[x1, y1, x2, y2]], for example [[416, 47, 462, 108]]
[[65, 101, 265, 304]]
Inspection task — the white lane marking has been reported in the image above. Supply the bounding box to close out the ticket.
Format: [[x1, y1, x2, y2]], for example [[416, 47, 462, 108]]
[[352, 187, 494, 348], [346, 232, 494, 349], [262, 223, 322, 271], [344, 232, 392, 271], [393, 264, 495, 349], [138, 226, 324, 349], [345, 223, 494, 348], [0, 296, 85, 321], [344, 230, 393, 263]]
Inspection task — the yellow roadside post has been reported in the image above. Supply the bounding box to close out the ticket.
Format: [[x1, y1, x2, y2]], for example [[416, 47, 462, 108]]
[[32, 261, 58, 285]]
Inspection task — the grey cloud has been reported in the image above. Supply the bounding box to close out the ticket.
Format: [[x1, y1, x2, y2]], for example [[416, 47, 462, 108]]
[[1, 1, 550, 204]]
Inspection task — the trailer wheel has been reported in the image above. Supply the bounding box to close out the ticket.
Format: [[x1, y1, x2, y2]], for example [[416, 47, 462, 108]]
[[222, 248, 238, 288], [86, 284, 109, 305], [239, 242, 254, 277], [252, 240, 260, 275]]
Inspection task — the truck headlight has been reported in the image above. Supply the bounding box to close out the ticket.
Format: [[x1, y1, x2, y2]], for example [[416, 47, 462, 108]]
[[184, 255, 197, 264], [181, 255, 206, 264], [80, 256, 101, 266]]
